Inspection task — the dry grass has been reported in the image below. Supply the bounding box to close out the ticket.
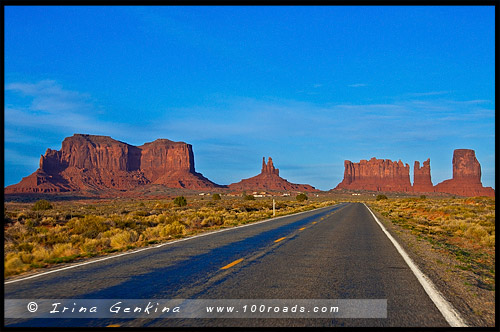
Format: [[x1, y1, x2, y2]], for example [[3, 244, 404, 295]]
[[4, 196, 335, 277], [369, 196, 495, 290]]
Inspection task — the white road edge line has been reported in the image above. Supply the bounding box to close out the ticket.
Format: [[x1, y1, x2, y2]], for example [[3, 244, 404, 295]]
[[5, 204, 342, 285], [363, 203, 468, 327]]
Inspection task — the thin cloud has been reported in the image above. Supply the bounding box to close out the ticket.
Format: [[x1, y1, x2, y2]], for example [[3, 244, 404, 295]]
[[6, 80, 91, 113], [4, 149, 40, 167], [5, 80, 134, 142], [406, 91, 450, 97], [347, 83, 367, 87]]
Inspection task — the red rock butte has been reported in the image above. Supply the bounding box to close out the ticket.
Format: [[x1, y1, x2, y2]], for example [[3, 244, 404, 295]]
[[434, 149, 494, 197], [334, 149, 494, 197], [335, 158, 412, 192], [228, 157, 318, 192], [4, 134, 223, 193]]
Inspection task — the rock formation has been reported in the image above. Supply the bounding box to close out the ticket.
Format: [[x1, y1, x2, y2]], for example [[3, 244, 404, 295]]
[[5, 134, 223, 193], [434, 149, 494, 197], [334, 150, 494, 197], [335, 157, 412, 192], [413, 159, 434, 192], [228, 157, 318, 192]]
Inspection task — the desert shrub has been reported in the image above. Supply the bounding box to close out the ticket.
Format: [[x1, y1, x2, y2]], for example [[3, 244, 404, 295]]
[[67, 215, 109, 239], [32, 246, 51, 262], [133, 210, 149, 217], [212, 193, 221, 201], [141, 226, 161, 242], [41, 216, 57, 226], [114, 216, 138, 230], [296, 193, 308, 202], [5, 222, 29, 243], [50, 243, 79, 259], [24, 219, 38, 232], [173, 196, 187, 207], [19, 252, 34, 264], [481, 235, 495, 247], [376, 194, 388, 201], [420, 195, 427, 199], [244, 194, 255, 201], [159, 221, 185, 237], [17, 242, 34, 252], [464, 224, 488, 241], [80, 238, 102, 254], [201, 215, 224, 227], [5, 253, 27, 275], [110, 229, 139, 249], [33, 199, 53, 211]]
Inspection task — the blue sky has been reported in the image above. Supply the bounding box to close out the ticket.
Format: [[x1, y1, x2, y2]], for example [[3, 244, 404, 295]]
[[4, 6, 495, 191]]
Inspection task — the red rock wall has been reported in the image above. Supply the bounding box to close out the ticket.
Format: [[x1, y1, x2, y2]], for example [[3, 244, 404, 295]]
[[335, 157, 412, 192]]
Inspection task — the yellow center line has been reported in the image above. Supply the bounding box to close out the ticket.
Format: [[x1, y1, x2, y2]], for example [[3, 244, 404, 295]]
[[312, 221, 317, 224], [220, 258, 244, 270], [107, 325, 121, 327], [299, 227, 306, 231], [274, 237, 287, 243]]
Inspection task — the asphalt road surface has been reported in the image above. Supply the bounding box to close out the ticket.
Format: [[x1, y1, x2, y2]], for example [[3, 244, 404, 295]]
[[4, 202, 452, 327]]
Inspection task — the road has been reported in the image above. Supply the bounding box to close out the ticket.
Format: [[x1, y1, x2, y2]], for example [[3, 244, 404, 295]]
[[4, 202, 454, 327]]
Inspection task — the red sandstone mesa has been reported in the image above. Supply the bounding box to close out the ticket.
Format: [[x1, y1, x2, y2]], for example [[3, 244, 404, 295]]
[[5, 134, 223, 193], [335, 157, 412, 192], [228, 157, 318, 192], [413, 159, 434, 193], [434, 149, 495, 197]]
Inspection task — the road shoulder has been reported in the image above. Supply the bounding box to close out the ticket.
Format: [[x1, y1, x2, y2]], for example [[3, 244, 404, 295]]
[[367, 206, 495, 327]]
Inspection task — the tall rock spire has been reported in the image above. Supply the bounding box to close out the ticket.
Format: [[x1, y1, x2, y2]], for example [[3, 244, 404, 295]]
[[434, 149, 494, 197], [413, 158, 434, 192]]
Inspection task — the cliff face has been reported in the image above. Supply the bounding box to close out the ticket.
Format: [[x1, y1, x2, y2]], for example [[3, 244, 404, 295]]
[[5, 134, 222, 193], [434, 149, 494, 197], [413, 159, 434, 192], [228, 157, 318, 192], [335, 157, 412, 192]]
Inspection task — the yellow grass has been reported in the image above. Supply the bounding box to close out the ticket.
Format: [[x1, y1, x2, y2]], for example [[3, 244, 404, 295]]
[[369, 197, 495, 290], [4, 196, 335, 277]]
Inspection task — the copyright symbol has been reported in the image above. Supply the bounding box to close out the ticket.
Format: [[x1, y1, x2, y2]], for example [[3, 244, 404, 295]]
[[27, 302, 38, 313]]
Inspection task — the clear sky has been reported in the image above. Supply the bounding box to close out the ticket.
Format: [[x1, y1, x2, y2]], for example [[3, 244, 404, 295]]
[[4, 6, 495, 191]]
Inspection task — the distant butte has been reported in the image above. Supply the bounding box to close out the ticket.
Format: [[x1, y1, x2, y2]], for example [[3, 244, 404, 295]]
[[5, 134, 224, 193], [335, 158, 412, 192], [228, 157, 319, 192], [434, 149, 494, 197], [333, 149, 494, 197], [5, 135, 495, 198]]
